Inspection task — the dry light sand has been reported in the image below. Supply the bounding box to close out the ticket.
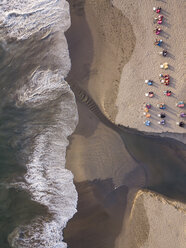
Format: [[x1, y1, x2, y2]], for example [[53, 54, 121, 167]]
[[116, 190, 186, 248], [114, 0, 186, 137]]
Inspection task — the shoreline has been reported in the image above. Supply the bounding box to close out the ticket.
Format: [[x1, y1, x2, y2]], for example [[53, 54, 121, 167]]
[[64, 0, 186, 247], [64, 0, 142, 247]]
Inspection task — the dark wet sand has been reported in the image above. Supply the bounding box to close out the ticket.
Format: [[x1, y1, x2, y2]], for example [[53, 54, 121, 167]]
[[64, 0, 139, 247], [64, 180, 128, 248], [66, 0, 135, 121], [64, 0, 186, 248]]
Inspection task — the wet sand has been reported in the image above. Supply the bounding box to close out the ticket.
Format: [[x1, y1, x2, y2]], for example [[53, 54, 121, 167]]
[[64, 0, 186, 247], [64, 180, 128, 248], [64, 0, 143, 247], [65, 0, 141, 188]]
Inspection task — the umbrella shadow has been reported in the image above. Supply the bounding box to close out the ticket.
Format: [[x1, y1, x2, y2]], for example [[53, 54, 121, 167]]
[[166, 105, 176, 114], [169, 75, 176, 83], [163, 121, 172, 129], [162, 18, 171, 28], [154, 94, 160, 99], [161, 41, 170, 50], [161, 9, 170, 16], [168, 65, 174, 71], [169, 82, 176, 89], [159, 30, 171, 39], [153, 81, 159, 88], [156, 0, 167, 3], [169, 92, 176, 98], [165, 113, 175, 121], [150, 105, 158, 112], [167, 52, 175, 60]]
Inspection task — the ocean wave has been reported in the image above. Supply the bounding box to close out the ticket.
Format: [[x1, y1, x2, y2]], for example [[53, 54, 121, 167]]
[[16, 69, 70, 107], [9, 68, 79, 248], [0, 0, 79, 247], [0, 0, 70, 40]]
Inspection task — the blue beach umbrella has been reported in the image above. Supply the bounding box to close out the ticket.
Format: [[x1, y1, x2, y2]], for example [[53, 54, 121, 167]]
[[144, 120, 151, 126]]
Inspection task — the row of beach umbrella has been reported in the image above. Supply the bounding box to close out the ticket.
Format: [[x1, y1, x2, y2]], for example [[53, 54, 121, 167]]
[[144, 6, 185, 127]]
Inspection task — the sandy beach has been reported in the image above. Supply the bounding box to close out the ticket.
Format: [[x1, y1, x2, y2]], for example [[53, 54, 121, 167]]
[[116, 190, 186, 248], [114, 0, 186, 136], [65, 0, 141, 188], [64, 2, 144, 246], [64, 0, 186, 247], [66, 0, 136, 122], [66, 0, 186, 143], [84, 0, 136, 122]]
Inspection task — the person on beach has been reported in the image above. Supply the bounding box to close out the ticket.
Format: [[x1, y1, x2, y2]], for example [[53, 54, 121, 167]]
[[160, 62, 169, 69], [176, 121, 185, 127], [158, 15, 163, 20], [160, 79, 168, 85], [154, 39, 163, 46], [164, 90, 172, 96], [144, 107, 149, 113], [154, 15, 163, 24], [159, 50, 167, 57], [159, 74, 170, 85], [159, 74, 169, 78], [154, 27, 161, 35], [164, 80, 169, 85], [144, 120, 151, 126], [144, 112, 151, 118], [158, 120, 165, 125], [153, 7, 161, 13], [145, 80, 153, 85], [146, 103, 152, 109], [157, 103, 166, 109], [176, 101, 184, 108], [180, 113, 186, 118], [163, 50, 167, 57], [145, 92, 154, 98], [158, 113, 166, 118]]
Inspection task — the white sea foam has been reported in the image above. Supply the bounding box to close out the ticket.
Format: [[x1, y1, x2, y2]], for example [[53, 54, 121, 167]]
[[0, 0, 70, 40], [17, 69, 70, 106], [2, 0, 79, 247], [9, 69, 79, 248]]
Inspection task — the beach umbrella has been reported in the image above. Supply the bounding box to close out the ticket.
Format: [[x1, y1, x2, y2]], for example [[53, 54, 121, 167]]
[[180, 113, 186, 118], [146, 103, 151, 109], [158, 120, 165, 125], [176, 101, 184, 108], [144, 120, 151, 126], [160, 63, 169, 69], [176, 122, 185, 127]]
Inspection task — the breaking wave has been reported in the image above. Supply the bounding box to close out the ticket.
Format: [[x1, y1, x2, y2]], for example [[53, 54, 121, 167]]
[[0, 0, 70, 40], [9, 69, 78, 248], [0, 0, 79, 247]]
